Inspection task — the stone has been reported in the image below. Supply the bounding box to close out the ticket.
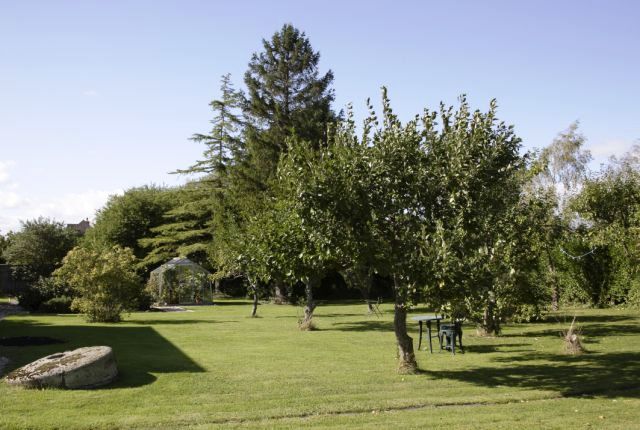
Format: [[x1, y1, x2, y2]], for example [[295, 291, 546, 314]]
[[0, 356, 9, 376], [5, 346, 118, 389]]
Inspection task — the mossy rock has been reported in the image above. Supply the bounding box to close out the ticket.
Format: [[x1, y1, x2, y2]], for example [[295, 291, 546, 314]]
[[5, 346, 117, 389]]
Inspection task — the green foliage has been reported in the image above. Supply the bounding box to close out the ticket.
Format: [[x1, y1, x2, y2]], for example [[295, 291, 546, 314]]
[[54, 246, 142, 322], [3, 218, 79, 280], [204, 24, 337, 307], [39, 296, 74, 314], [83, 186, 177, 272], [150, 75, 245, 272], [2, 218, 79, 310], [276, 89, 538, 343], [571, 147, 640, 307], [242, 23, 336, 188], [528, 122, 592, 310], [177, 73, 244, 177], [139, 181, 214, 269], [0, 232, 8, 264]]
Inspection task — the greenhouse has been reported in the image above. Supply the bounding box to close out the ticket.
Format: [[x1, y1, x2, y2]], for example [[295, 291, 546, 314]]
[[148, 257, 213, 305]]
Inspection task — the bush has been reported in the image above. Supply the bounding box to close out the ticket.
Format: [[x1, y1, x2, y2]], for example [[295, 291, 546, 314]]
[[54, 246, 142, 323], [15, 285, 46, 312], [39, 296, 74, 314], [14, 275, 74, 311], [3, 218, 79, 310], [134, 289, 153, 311]]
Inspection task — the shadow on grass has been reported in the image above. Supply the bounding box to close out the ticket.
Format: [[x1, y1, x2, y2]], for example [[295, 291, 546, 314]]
[[546, 314, 637, 324], [508, 322, 640, 340], [328, 320, 395, 332], [124, 319, 224, 326], [0, 319, 204, 389], [460, 343, 534, 354], [421, 351, 640, 398], [318, 312, 372, 318], [209, 300, 254, 306]]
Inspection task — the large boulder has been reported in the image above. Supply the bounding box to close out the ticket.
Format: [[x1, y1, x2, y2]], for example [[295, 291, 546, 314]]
[[5, 346, 117, 389]]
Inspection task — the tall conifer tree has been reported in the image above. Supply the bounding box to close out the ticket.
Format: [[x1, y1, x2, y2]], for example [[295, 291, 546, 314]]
[[143, 75, 244, 270], [242, 23, 335, 188]]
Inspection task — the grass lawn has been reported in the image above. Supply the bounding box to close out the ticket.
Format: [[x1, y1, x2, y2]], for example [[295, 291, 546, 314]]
[[1, 300, 639, 429]]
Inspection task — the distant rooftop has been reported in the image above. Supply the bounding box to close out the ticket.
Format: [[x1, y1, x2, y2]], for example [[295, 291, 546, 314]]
[[67, 219, 91, 235]]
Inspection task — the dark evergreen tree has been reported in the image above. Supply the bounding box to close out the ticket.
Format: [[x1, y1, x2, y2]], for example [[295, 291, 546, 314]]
[[242, 23, 336, 188], [139, 181, 214, 270], [176, 73, 244, 178]]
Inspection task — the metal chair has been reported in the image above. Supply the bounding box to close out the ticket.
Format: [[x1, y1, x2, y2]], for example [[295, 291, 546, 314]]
[[438, 321, 464, 355]]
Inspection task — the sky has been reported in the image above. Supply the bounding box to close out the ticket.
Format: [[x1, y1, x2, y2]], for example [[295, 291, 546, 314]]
[[1, 0, 639, 233]]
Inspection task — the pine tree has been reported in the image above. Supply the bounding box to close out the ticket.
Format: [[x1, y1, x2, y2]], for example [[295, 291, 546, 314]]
[[144, 75, 244, 271], [176, 73, 244, 178], [242, 23, 336, 187]]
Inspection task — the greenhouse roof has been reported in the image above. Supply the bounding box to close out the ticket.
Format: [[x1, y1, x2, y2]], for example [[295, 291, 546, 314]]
[[150, 257, 210, 275]]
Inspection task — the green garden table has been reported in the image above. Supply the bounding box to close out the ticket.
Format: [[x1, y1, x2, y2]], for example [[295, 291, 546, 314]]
[[411, 314, 445, 353]]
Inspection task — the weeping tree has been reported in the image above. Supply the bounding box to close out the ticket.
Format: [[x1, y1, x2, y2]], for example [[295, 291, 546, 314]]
[[530, 122, 592, 310]]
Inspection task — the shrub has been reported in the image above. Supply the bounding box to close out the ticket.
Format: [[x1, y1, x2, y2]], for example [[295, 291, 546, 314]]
[[3, 218, 79, 309], [54, 246, 142, 323], [14, 284, 46, 312], [39, 296, 74, 314], [14, 275, 74, 312]]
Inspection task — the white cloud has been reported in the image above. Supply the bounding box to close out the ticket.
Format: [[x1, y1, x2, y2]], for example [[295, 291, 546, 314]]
[[0, 159, 123, 234], [82, 90, 99, 97], [0, 190, 23, 209], [0, 188, 122, 234], [587, 139, 636, 162], [0, 160, 15, 184]]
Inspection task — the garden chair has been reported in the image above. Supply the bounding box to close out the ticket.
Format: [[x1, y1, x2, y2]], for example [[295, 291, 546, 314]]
[[367, 297, 383, 317], [438, 320, 464, 355]]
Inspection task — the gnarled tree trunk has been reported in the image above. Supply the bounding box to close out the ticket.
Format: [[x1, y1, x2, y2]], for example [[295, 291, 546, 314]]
[[301, 276, 318, 328], [393, 275, 417, 373], [478, 290, 500, 336], [250, 283, 259, 317]]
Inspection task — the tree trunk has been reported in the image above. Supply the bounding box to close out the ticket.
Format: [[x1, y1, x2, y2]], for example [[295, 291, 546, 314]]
[[551, 285, 559, 312], [393, 275, 417, 374], [360, 271, 374, 314], [302, 277, 318, 326], [250, 283, 259, 317], [478, 291, 500, 336], [272, 283, 289, 304], [547, 250, 559, 311]]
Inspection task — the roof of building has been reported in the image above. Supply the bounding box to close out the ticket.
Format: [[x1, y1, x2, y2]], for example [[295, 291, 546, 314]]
[[150, 257, 210, 275]]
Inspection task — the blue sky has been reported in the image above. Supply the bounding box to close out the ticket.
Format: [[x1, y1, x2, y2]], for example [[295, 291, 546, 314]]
[[1, 0, 638, 233]]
